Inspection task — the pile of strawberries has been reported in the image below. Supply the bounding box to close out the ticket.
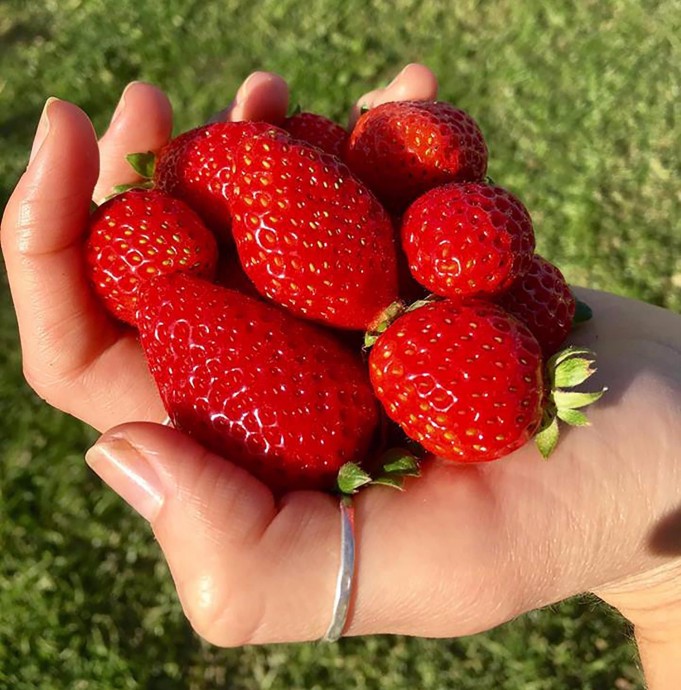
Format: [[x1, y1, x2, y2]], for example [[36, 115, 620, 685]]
[[85, 96, 602, 495]]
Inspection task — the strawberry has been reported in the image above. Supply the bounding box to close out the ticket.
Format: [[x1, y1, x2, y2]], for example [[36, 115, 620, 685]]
[[153, 121, 285, 242], [346, 100, 488, 212], [401, 182, 536, 299], [85, 189, 217, 326], [136, 273, 380, 494], [230, 131, 400, 330], [496, 255, 576, 358], [283, 111, 349, 159], [369, 300, 545, 462]]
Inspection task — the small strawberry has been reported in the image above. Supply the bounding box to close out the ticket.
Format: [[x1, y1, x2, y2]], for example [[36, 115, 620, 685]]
[[230, 131, 399, 330], [346, 100, 488, 212], [496, 255, 576, 358], [153, 121, 285, 241], [401, 182, 536, 299], [136, 273, 380, 494], [369, 300, 545, 462], [283, 110, 349, 159], [85, 189, 217, 326]]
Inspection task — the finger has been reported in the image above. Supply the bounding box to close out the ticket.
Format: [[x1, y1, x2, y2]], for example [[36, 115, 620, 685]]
[[348, 63, 438, 129], [94, 82, 173, 203], [1, 99, 164, 428], [1, 99, 112, 374], [206, 71, 289, 125], [85, 422, 337, 646]]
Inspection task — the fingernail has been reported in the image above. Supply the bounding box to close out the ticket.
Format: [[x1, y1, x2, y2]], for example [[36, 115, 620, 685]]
[[86, 434, 164, 522], [387, 64, 412, 88], [29, 97, 58, 167], [110, 81, 141, 127], [235, 72, 262, 105]]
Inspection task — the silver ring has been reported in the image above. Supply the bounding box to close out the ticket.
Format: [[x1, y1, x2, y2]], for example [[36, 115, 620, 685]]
[[161, 416, 173, 427], [321, 496, 356, 643]]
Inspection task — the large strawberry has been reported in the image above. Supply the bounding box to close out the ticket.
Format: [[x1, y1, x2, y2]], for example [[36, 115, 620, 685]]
[[136, 273, 380, 494], [401, 182, 536, 299], [283, 111, 348, 159], [345, 100, 488, 212], [368, 299, 604, 462], [85, 189, 217, 326], [496, 254, 576, 358], [153, 121, 285, 242], [230, 131, 399, 330]]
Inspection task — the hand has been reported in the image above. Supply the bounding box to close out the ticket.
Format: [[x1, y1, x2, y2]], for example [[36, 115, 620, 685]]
[[83, 289, 681, 690], [1, 64, 437, 432]]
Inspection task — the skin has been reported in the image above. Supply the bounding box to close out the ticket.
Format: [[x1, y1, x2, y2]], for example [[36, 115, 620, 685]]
[[2, 64, 681, 688]]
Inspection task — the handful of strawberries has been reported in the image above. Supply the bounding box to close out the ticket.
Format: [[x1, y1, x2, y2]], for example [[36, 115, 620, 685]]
[[85, 94, 603, 495]]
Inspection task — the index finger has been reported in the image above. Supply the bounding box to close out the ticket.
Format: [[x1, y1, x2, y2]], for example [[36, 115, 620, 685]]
[[348, 63, 438, 129]]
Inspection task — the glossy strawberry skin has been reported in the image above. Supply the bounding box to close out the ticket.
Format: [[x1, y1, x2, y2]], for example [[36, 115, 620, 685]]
[[283, 111, 349, 159], [154, 121, 284, 242], [85, 189, 217, 326], [346, 100, 488, 213], [401, 182, 536, 299], [497, 255, 576, 358], [136, 273, 380, 494], [369, 300, 544, 463], [230, 132, 400, 330]]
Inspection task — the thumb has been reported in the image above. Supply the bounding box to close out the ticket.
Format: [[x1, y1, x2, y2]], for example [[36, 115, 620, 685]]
[[85, 422, 343, 646]]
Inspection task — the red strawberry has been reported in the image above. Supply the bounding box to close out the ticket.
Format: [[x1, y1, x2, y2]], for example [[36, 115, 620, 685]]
[[369, 300, 544, 462], [136, 273, 380, 494], [154, 121, 285, 242], [497, 255, 576, 357], [346, 100, 488, 212], [401, 182, 536, 299], [85, 189, 217, 326], [283, 111, 349, 159], [230, 131, 399, 330]]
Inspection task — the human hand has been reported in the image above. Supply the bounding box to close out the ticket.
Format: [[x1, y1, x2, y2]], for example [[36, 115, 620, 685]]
[[83, 289, 681, 690], [1, 64, 437, 433]]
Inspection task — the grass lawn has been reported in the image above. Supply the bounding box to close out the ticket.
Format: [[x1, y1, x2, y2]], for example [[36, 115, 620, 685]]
[[1, 0, 679, 687]]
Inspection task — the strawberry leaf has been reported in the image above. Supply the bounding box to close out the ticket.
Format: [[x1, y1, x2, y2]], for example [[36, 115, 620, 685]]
[[288, 103, 302, 117], [554, 389, 606, 410], [379, 448, 421, 476], [573, 297, 593, 324], [337, 462, 372, 495], [126, 151, 156, 180], [371, 476, 408, 490], [110, 180, 154, 198], [553, 356, 597, 388], [535, 416, 559, 459], [556, 408, 590, 426]]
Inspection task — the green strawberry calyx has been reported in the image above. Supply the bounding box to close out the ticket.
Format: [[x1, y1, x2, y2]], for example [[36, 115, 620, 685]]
[[337, 448, 421, 495], [108, 151, 157, 198], [364, 295, 441, 349], [534, 346, 606, 458]]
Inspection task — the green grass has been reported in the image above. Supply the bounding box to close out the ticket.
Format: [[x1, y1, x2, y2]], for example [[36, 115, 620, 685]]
[[1, 0, 679, 687]]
